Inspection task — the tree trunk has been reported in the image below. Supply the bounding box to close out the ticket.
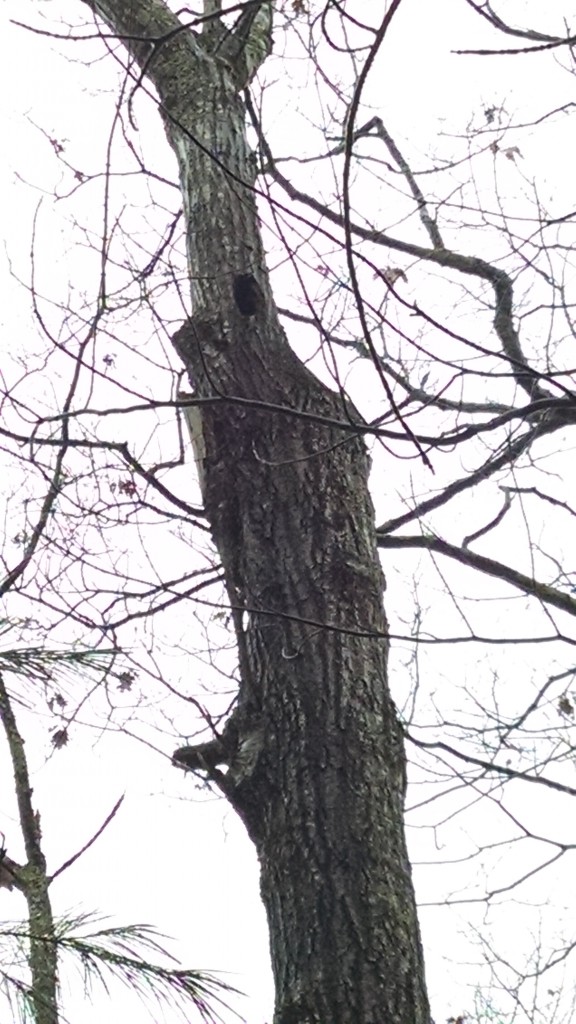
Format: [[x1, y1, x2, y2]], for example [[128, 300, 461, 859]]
[[80, 3, 431, 1021], [0, 675, 59, 1024]]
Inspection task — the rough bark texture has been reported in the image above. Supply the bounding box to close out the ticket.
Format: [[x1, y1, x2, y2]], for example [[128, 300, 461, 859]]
[[0, 674, 58, 1024], [81, 3, 431, 1021]]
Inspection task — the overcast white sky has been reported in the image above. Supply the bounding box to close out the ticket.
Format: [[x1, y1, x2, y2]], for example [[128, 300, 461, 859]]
[[1, 2, 576, 1023]]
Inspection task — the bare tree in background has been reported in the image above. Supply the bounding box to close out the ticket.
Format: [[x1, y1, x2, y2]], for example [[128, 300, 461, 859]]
[[3, 1, 576, 1022], [0, 647, 236, 1024]]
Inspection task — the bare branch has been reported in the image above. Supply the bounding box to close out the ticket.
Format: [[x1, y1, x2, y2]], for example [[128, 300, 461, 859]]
[[378, 532, 576, 619]]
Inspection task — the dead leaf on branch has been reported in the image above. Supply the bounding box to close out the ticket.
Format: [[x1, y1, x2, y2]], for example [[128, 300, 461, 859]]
[[558, 695, 574, 717], [375, 266, 408, 286], [51, 727, 69, 749]]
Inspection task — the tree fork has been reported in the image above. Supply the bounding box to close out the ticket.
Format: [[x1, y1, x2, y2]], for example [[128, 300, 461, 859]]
[[80, 2, 431, 1020]]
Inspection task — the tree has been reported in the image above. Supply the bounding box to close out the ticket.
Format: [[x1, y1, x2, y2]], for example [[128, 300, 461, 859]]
[[67, 0, 429, 1020], [4, 0, 576, 1022]]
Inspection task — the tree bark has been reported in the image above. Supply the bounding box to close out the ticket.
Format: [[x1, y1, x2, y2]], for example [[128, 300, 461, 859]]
[[0, 674, 58, 1024], [80, 3, 431, 1021]]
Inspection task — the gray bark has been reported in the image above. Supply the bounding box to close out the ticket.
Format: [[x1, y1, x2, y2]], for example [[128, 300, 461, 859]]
[[80, 2, 431, 1020], [0, 675, 58, 1024]]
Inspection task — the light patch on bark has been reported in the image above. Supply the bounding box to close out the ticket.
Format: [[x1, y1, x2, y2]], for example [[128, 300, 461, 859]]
[[178, 391, 206, 501]]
